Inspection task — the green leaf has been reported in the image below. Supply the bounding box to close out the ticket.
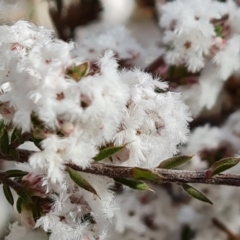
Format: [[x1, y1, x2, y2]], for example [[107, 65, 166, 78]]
[[67, 167, 99, 197], [16, 190, 32, 203], [180, 225, 196, 240], [94, 145, 125, 162], [16, 197, 23, 213], [66, 62, 89, 82], [32, 126, 46, 140], [0, 127, 9, 155], [114, 178, 150, 191], [3, 184, 14, 206], [158, 155, 193, 169], [214, 25, 223, 37], [182, 184, 213, 205], [5, 169, 28, 178], [9, 149, 20, 161], [31, 112, 44, 126], [32, 137, 42, 150], [209, 157, 240, 177], [0, 120, 4, 132], [32, 203, 41, 221], [132, 168, 161, 182], [11, 127, 23, 144]]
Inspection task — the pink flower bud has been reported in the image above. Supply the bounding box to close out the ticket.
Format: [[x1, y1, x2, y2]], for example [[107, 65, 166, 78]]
[[61, 122, 74, 134], [22, 173, 47, 197], [0, 102, 15, 120]]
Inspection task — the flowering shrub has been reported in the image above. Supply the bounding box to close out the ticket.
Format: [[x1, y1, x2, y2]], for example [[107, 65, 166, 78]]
[[1, 0, 240, 240]]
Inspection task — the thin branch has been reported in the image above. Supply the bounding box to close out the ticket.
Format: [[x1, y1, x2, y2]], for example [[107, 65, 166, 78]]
[[0, 171, 25, 192], [69, 164, 240, 187], [0, 149, 33, 163], [212, 218, 240, 240], [1, 150, 240, 187]]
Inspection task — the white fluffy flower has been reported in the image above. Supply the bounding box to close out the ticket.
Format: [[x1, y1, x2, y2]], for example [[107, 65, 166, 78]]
[[159, 0, 240, 112], [0, 20, 192, 240], [112, 69, 191, 167]]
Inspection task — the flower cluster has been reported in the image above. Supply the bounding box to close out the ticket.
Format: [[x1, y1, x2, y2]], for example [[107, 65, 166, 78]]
[[0, 19, 190, 239], [158, 0, 240, 114], [109, 110, 240, 240]]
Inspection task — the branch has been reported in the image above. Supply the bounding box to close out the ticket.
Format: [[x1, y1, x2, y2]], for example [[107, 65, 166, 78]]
[[212, 218, 240, 240], [1, 150, 240, 187], [69, 164, 240, 187], [0, 149, 33, 163], [0, 171, 25, 192]]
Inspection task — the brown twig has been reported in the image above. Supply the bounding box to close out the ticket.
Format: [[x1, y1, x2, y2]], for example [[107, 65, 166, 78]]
[[69, 164, 240, 187], [0, 171, 25, 192], [212, 218, 240, 240], [1, 149, 240, 187], [0, 149, 34, 163]]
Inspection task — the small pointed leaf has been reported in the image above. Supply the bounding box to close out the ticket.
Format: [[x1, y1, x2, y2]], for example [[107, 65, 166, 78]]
[[158, 155, 193, 169], [94, 145, 125, 162], [9, 149, 20, 161], [114, 178, 150, 191], [214, 25, 223, 37], [132, 168, 161, 182], [66, 62, 89, 82], [32, 125, 46, 140], [16, 197, 23, 213], [0, 120, 4, 132], [31, 112, 44, 126], [182, 184, 213, 205], [5, 169, 28, 178], [32, 137, 42, 150], [209, 157, 240, 177], [11, 127, 23, 144], [32, 203, 41, 221], [180, 225, 196, 240], [67, 167, 99, 197], [3, 184, 14, 206], [0, 127, 9, 155], [17, 190, 32, 203]]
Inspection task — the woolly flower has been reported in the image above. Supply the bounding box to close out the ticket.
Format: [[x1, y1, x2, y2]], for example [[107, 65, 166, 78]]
[[35, 175, 115, 240], [75, 26, 146, 67], [160, 0, 240, 111], [0, 20, 192, 240], [26, 50, 129, 184], [0, 21, 129, 183], [181, 112, 240, 170], [160, 0, 225, 73], [0, 21, 190, 181], [112, 69, 191, 167], [5, 222, 48, 240]]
